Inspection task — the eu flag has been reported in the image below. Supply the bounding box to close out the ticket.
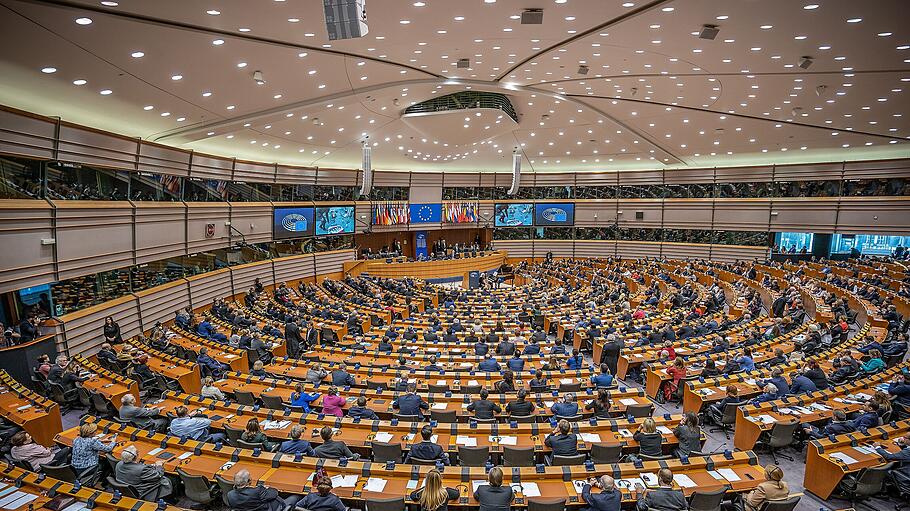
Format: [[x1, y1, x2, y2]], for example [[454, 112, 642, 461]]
[[409, 203, 442, 223]]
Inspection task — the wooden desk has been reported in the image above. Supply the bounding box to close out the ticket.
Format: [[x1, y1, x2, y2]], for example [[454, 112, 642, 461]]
[[122, 338, 201, 394], [350, 252, 506, 280], [0, 371, 62, 447], [74, 355, 139, 408], [56, 418, 764, 506]]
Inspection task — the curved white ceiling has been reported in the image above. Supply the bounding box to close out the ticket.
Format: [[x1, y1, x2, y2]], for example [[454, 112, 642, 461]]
[[0, 0, 907, 173]]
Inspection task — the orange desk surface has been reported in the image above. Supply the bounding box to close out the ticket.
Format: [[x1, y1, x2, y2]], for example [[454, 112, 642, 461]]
[[120, 339, 201, 395], [56, 418, 763, 505], [0, 370, 62, 447], [75, 355, 140, 408]]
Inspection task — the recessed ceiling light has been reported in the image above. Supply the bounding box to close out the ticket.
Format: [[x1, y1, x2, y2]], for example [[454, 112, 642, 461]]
[[555, 0, 566, 3], [237, 62, 247, 68], [565, 16, 575, 20], [794, 35, 807, 40], [202, 91, 212, 97], [818, 45, 831, 50], [130, 51, 144, 58], [399, 19, 410, 24], [454, 16, 464, 20], [75, 17, 92, 25], [72, 79, 86, 85], [760, 24, 772, 29], [413, 1, 426, 6], [803, 4, 819, 9], [287, 18, 300, 22], [238, 27, 251, 32], [716, 15, 728, 20], [226, 105, 235, 110], [171, 74, 183, 80], [160, 112, 170, 117], [143, 105, 154, 111], [846, 17, 862, 23], [877, 32, 893, 37], [99, 89, 112, 95], [622, 2, 634, 7], [308, 69, 316, 75], [212, 39, 224, 45], [897, 45, 910, 50], [40, 67, 56, 73], [661, 7, 674, 12], [484, 0, 495, 3], [206, 9, 220, 15], [100, 1, 118, 5]]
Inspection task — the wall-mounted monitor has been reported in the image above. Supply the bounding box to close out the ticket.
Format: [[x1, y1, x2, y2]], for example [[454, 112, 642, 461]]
[[774, 232, 814, 252], [534, 203, 575, 226], [831, 234, 910, 256], [494, 203, 533, 227], [273, 207, 315, 239], [315, 206, 355, 235]]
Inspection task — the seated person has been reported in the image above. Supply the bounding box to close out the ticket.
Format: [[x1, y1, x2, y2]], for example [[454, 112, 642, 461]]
[[322, 387, 347, 417], [742, 465, 789, 511], [632, 418, 664, 458], [860, 349, 886, 374], [803, 409, 855, 439], [506, 389, 535, 418], [584, 389, 612, 419], [290, 383, 321, 412], [298, 471, 347, 511], [757, 369, 789, 398], [305, 363, 328, 384], [803, 361, 829, 390], [545, 419, 578, 459], [278, 425, 315, 456], [168, 406, 226, 443], [634, 468, 686, 511], [506, 353, 525, 372], [551, 393, 579, 418], [227, 469, 300, 511], [406, 425, 449, 464], [118, 394, 167, 431], [529, 370, 550, 391], [581, 475, 621, 511], [477, 354, 501, 372], [9, 431, 71, 470], [249, 360, 267, 377], [888, 372, 910, 407], [788, 370, 818, 394], [196, 347, 227, 378], [672, 413, 702, 458], [114, 445, 172, 501], [467, 388, 502, 420], [425, 356, 445, 372], [566, 350, 584, 370], [348, 396, 380, 420], [591, 364, 614, 388], [410, 470, 459, 511], [701, 358, 720, 378], [314, 426, 360, 460], [201, 376, 226, 400], [392, 383, 429, 419], [240, 418, 274, 451], [751, 384, 781, 406]]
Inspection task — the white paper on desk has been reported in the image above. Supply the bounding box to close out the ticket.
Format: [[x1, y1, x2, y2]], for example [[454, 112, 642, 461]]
[[854, 445, 876, 455], [707, 470, 724, 481], [618, 429, 633, 437], [640, 473, 658, 487], [61, 503, 88, 511], [717, 469, 741, 482], [572, 480, 587, 494], [744, 379, 757, 386], [406, 480, 419, 490], [456, 435, 478, 447], [0, 492, 28, 509], [225, 354, 237, 359], [147, 447, 164, 456], [698, 388, 716, 396], [436, 380, 447, 386], [373, 432, 394, 443], [460, 363, 472, 368], [673, 474, 697, 488], [852, 392, 873, 401], [656, 426, 673, 435], [468, 380, 480, 386], [757, 415, 777, 424], [408, 379, 417, 384], [2, 493, 38, 510], [830, 452, 858, 464], [15, 405, 31, 411], [560, 378, 573, 384], [516, 482, 541, 497], [432, 403, 448, 410], [544, 401, 555, 408], [178, 452, 193, 460], [494, 435, 518, 446], [331, 475, 359, 488], [364, 478, 388, 493], [0, 488, 16, 499], [808, 403, 830, 411], [620, 398, 638, 406], [579, 433, 601, 443], [472, 481, 489, 494]]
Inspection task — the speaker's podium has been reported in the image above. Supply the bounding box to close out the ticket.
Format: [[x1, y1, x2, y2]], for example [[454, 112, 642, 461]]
[[465, 270, 481, 289]]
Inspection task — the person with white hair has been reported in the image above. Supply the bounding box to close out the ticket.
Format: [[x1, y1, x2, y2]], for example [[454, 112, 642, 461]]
[[118, 394, 167, 431], [581, 475, 621, 511], [227, 469, 300, 511], [114, 444, 172, 501]]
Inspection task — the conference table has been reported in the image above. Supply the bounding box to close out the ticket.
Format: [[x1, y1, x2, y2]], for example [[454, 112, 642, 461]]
[[55, 418, 765, 506], [74, 355, 140, 408], [0, 370, 62, 447]]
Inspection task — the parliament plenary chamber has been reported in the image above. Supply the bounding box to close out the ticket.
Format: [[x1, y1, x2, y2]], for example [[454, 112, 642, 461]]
[[0, 1, 908, 511]]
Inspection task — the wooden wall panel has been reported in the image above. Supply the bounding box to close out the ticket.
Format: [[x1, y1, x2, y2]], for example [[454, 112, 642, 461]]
[[189, 153, 233, 180], [187, 268, 233, 309], [276, 165, 317, 185], [373, 171, 411, 187], [61, 295, 140, 356], [534, 173, 575, 186], [56, 125, 137, 170], [0, 108, 56, 159], [712, 199, 771, 231], [231, 261, 275, 295], [617, 200, 662, 228], [186, 203, 230, 253], [714, 165, 773, 183], [409, 172, 443, 203], [618, 170, 662, 186], [843, 159, 910, 180], [665, 168, 714, 185], [575, 172, 617, 187], [273, 254, 316, 286], [313, 249, 355, 276], [573, 240, 616, 259], [443, 173, 481, 187], [532, 240, 573, 259], [354, 202, 372, 233], [710, 245, 768, 262], [662, 242, 710, 261], [135, 280, 190, 332], [316, 169, 358, 186], [836, 197, 910, 235], [616, 240, 661, 259], [478, 172, 499, 188], [54, 201, 134, 280], [229, 203, 273, 244], [494, 240, 533, 259], [477, 203, 495, 227], [0, 201, 56, 293], [774, 162, 843, 182], [575, 201, 617, 227], [661, 199, 713, 229], [137, 142, 191, 177], [233, 160, 276, 183], [770, 198, 839, 233], [133, 202, 186, 265]]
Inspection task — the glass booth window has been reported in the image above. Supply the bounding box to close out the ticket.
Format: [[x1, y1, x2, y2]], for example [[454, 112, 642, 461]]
[[129, 172, 182, 201], [129, 257, 186, 292], [314, 185, 355, 201], [773, 232, 814, 253], [492, 228, 531, 240], [226, 181, 272, 202], [0, 156, 44, 199], [184, 178, 228, 202], [45, 163, 129, 200]]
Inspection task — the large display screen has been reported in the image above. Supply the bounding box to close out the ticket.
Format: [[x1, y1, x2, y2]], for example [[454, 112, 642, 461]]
[[774, 232, 814, 252], [831, 234, 910, 256], [273, 207, 314, 239], [315, 206, 355, 235], [534, 203, 575, 226], [494, 203, 534, 227]]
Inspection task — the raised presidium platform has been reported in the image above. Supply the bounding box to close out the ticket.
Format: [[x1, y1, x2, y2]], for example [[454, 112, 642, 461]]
[[343, 250, 507, 285]]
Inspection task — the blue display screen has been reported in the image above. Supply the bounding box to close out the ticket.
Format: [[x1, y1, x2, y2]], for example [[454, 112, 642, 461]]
[[774, 232, 814, 252], [273, 207, 314, 239], [315, 206, 355, 235], [494, 203, 534, 227], [831, 234, 910, 256], [534, 203, 575, 226]]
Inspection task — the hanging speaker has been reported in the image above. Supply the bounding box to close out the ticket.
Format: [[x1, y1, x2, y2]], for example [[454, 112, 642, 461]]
[[359, 142, 372, 196], [508, 151, 521, 195]]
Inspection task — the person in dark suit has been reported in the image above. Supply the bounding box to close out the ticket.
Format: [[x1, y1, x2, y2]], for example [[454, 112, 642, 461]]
[[635, 468, 687, 511], [278, 425, 315, 456], [331, 367, 356, 387], [600, 335, 623, 377], [227, 469, 299, 511], [406, 425, 449, 464], [393, 383, 429, 419], [474, 338, 489, 356], [581, 475, 621, 511], [467, 388, 502, 420], [473, 467, 514, 511], [284, 320, 302, 358], [496, 336, 516, 356], [545, 419, 578, 458]]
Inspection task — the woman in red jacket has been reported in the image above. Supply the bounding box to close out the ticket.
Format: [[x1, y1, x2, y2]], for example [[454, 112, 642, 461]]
[[663, 357, 687, 402]]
